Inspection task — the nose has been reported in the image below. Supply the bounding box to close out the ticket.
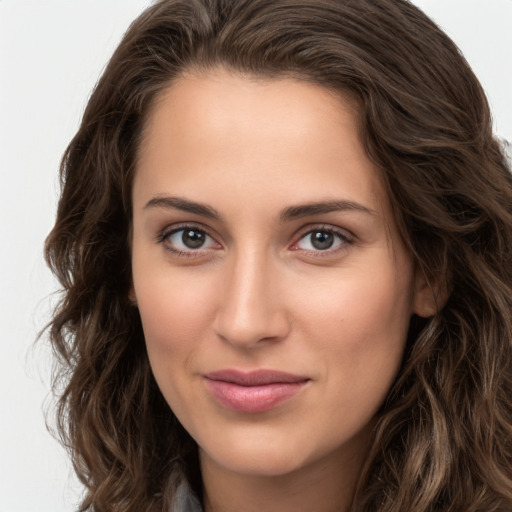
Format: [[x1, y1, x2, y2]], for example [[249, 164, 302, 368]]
[[213, 249, 291, 348]]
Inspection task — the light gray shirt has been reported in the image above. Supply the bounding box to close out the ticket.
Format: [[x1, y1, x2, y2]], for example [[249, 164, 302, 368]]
[[171, 479, 203, 512]]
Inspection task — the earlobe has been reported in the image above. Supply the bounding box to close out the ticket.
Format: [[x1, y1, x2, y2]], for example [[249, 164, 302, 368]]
[[412, 268, 448, 318]]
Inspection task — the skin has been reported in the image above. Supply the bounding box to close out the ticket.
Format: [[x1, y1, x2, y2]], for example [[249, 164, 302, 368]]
[[131, 68, 433, 512]]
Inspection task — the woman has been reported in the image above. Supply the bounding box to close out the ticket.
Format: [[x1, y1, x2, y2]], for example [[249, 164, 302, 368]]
[[45, 0, 512, 510]]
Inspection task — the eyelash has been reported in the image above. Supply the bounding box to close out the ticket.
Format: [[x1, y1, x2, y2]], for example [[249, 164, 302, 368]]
[[291, 224, 354, 256], [155, 223, 354, 258], [155, 223, 219, 258]]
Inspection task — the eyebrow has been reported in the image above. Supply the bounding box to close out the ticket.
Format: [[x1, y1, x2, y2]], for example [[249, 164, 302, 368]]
[[280, 200, 375, 221], [143, 196, 375, 221], [144, 196, 222, 220]]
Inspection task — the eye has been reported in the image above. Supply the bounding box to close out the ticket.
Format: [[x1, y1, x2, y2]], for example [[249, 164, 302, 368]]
[[293, 228, 352, 252], [159, 226, 220, 253]]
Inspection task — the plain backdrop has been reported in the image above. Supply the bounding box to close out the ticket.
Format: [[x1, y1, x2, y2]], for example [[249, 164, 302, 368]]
[[0, 1, 511, 511]]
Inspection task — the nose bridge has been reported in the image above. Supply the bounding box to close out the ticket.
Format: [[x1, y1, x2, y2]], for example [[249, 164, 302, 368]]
[[214, 246, 289, 347]]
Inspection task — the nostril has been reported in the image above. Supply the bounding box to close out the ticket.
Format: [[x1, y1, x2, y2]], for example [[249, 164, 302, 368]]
[[213, 308, 291, 348]]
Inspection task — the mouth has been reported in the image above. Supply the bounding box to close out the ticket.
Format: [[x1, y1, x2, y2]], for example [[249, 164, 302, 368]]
[[203, 369, 310, 413]]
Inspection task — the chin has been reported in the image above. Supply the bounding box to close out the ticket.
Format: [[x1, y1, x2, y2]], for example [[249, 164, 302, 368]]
[[203, 446, 310, 478], [194, 411, 377, 482], [197, 425, 306, 473], [197, 424, 354, 480]]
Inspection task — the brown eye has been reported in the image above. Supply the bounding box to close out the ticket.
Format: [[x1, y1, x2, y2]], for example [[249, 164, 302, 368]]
[[310, 231, 334, 250], [162, 226, 219, 252], [294, 228, 352, 253], [181, 229, 207, 249]]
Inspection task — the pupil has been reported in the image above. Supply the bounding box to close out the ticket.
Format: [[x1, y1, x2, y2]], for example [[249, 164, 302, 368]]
[[311, 231, 333, 250], [182, 229, 205, 249]]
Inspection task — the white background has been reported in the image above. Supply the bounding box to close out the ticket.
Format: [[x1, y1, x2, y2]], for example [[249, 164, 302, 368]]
[[0, 1, 511, 511]]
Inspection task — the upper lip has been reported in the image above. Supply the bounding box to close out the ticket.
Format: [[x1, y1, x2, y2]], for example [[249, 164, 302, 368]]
[[204, 369, 310, 386]]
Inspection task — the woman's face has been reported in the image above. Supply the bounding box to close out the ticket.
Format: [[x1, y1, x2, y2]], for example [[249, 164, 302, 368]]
[[131, 69, 428, 479]]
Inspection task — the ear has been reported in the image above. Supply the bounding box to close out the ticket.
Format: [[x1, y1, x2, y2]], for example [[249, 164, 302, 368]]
[[412, 267, 448, 318], [128, 285, 138, 307]]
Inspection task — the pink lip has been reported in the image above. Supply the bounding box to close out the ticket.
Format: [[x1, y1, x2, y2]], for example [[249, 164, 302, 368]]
[[203, 369, 310, 413]]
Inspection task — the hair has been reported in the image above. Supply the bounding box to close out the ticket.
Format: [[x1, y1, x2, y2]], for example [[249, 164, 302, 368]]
[[45, 0, 512, 511]]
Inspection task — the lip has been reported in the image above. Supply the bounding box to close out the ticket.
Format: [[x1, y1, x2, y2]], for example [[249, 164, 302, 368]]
[[203, 369, 310, 413]]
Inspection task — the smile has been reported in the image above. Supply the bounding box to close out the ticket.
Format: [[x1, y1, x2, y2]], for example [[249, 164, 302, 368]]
[[203, 369, 310, 413]]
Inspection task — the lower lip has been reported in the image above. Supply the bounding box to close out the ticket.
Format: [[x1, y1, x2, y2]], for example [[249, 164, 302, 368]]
[[204, 379, 308, 413]]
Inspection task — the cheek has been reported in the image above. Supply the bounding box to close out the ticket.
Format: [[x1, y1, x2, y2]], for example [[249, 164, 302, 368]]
[[295, 261, 412, 397], [133, 265, 218, 361], [133, 269, 219, 418], [300, 264, 412, 339]]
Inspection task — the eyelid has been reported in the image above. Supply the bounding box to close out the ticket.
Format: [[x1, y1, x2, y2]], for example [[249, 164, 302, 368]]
[[156, 222, 222, 255], [154, 222, 354, 258], [289, 224, 355, 253]]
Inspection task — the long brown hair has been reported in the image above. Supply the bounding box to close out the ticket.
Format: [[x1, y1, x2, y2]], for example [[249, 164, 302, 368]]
[[45, 0, 512, 510]]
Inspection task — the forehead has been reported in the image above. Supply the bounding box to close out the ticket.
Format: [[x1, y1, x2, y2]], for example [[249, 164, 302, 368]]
[[141, 69, 361, 156], [134, 68, 389, 219]]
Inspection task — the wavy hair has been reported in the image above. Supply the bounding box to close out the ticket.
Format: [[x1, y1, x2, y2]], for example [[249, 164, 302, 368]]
[[45, 0, 512, 510]]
